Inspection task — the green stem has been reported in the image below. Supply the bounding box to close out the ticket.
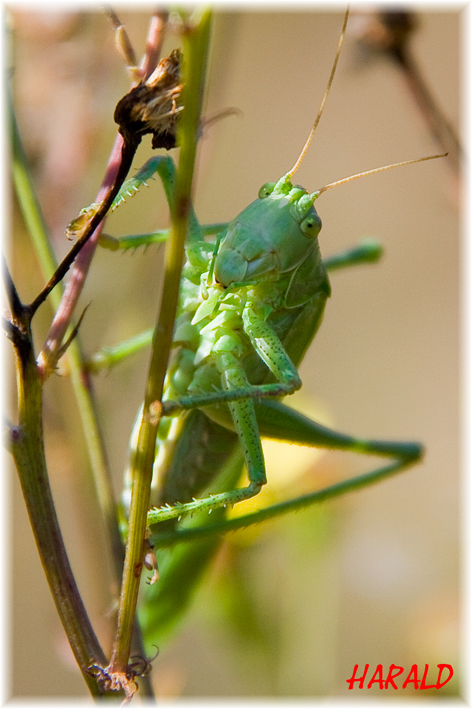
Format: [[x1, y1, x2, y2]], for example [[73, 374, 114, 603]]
[[8, 326, 112, 697], [108, 9, 212, 677], [10, 104, 62, 310]]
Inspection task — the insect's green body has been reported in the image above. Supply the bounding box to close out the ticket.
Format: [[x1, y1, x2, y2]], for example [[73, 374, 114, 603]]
[[109, 150, 422, 541], [127, 154, 421, 643], [142, 170, 330, 514]]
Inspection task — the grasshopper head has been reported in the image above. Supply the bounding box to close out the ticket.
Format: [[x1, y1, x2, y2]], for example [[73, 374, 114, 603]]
[[214, 174, 321, 288]]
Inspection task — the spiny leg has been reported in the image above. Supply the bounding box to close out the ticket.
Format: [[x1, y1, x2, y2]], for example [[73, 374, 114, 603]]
[[148, 399, 422, 541], [99, 222, 228, 252], [94, 154, 209, 259], [149, 352, 267, 524]]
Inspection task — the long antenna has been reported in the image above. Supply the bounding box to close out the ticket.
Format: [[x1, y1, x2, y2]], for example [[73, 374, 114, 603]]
[[287, 8, 350, 179], [311, 153, 447, 199]]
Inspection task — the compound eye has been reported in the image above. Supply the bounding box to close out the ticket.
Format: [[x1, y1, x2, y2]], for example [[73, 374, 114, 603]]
[[258, 182, 276, 199], [300, 213, 321, 238]]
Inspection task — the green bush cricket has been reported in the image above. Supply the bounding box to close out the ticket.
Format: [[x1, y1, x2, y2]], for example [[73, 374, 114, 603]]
[[89, 9, 447, 659]]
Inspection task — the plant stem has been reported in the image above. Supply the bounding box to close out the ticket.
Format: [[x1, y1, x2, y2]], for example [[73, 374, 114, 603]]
[[8, 320, 115, 697], [108, 8, 212, 681]]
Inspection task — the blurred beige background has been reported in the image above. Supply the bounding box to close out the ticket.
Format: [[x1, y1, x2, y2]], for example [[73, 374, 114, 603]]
[[9, 8, 460, 700]]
